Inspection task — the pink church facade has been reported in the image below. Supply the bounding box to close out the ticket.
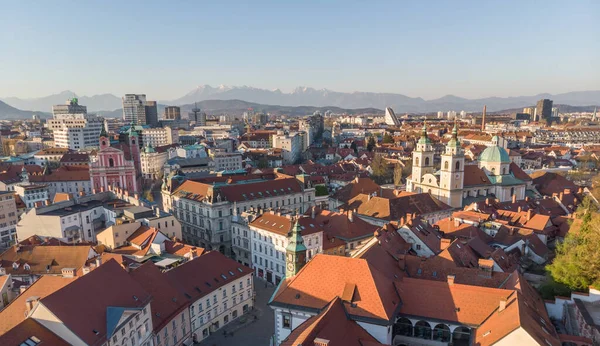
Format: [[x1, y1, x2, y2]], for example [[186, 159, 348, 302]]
[[90, 132, 140, 194]]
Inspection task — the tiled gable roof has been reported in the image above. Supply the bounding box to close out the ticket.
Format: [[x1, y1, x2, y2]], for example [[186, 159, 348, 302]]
[[0, 245, 93, 275], [40, 259, 151, 345]]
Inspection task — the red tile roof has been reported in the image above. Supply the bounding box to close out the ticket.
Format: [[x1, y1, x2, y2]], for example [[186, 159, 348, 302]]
[[40, 259, 152, 345], [166, 251, 253, 302], [0, 275, 76, 334], [130, 261, 189, 331], [280, 297, 385, 346], [0, 319, 70, 346]]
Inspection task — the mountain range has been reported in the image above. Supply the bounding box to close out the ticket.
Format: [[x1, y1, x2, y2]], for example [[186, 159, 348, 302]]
[[1, 86, 599, 114]]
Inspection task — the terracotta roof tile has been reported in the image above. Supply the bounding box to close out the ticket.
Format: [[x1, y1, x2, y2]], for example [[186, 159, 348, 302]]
[[40, 259, 152, 345], [0, 275, 76, 334], [0, 245, 93, 275], [0, 319, 70, 345]]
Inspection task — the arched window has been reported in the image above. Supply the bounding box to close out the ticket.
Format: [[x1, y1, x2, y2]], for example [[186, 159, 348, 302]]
[[425, 157, 430, 166], [101, 140, 106, 146], [455, 161, 460, 170], [108, 158, 114, 167], [132, 139, 136, 145], [491, 167, 495, 174], [393, 317, 413, 337], [444, 161, 449, 170], [414, 321, 432, 339], [433, 324, 451, 342], [452, 326, 471, 344], [415, 157, 419, 166], [502, 167, 506, 174]]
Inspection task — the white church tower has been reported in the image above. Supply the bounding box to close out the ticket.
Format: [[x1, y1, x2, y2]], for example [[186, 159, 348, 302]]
[[407, 122, 434, 193], [439, 120, 465, 208]]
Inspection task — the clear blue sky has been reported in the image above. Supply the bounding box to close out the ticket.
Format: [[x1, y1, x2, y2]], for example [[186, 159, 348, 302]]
[[1, 0, 598, 100]]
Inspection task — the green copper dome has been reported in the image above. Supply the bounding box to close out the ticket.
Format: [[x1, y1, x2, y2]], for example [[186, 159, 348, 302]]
[[479, 145, 510, 163], [418, 122, 431, 145], [144, 144, 155, 153]]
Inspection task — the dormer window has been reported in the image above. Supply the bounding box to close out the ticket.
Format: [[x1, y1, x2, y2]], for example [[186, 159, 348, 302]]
[[12, 262, 19, 269], [24, 263, 31, 271]]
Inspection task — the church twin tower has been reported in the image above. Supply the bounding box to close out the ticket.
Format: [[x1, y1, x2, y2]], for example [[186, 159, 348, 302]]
[[407, 121, 464, 208]]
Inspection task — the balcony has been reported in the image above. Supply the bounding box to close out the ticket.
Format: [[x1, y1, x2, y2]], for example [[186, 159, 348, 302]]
[[392, 318, 471, 346]]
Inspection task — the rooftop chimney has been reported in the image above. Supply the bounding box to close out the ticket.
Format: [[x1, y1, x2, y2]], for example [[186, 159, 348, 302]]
[[447, 274, 455, 286], [527, 209, 532, 221], [512, 194, 517, 204], [95, 257, 102, 268], [314, 338, 330, 346], [25, 296, 40, 316], [517, 206, 522, 213], [348, 210, 354, 222], [559, 192, 564, 201], [499, 298, 507, 312], [440, 238, 451, 250], [92, 188, 97, 194], [311, 205, 316, 219]]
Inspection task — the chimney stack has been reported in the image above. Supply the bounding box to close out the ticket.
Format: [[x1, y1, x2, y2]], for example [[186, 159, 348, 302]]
[[512, 194, 516, 204], [559, 192, 564, 201], [447, 274, 455, 286], [499, 298, 507, 312], [311, 205, 316, 219], [25, 296, 40, 316], [348, 210, 354, 222], [527, 209, 532, 221]]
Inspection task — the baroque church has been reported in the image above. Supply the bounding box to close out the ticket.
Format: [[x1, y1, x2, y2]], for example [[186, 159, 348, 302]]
[[406, 122, 530, 208]]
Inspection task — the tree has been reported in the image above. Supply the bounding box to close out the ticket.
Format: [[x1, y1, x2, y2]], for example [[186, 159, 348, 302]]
[[367, 136, 376, 152], [393, 163, 404, 186], [350, 141, 358, 154], [383, 133, 394, 144], [371, 154, 391, 184], [143, 190, 154, 202], [257, 157, 269, 169], [547, 198, 600, 291], [315, 185, 329, 196]]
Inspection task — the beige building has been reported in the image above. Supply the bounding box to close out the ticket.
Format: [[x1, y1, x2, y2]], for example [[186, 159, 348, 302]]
[[165, 251, 254, 344], [0, 191, 19, 248], [96, 222, 142, 250]]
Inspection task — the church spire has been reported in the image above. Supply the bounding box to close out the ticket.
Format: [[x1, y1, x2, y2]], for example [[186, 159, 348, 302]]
[[418, 121, 431, 145]]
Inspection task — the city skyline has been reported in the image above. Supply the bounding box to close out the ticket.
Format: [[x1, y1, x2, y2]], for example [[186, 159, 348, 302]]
[[1, 1, 599, 100]]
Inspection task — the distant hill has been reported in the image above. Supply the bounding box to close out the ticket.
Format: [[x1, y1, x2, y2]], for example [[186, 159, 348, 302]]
[[2, 90, 122, 112], [98, 99, 382, 118], [0, 100, 49, 120], [4, 86, 599, 114]]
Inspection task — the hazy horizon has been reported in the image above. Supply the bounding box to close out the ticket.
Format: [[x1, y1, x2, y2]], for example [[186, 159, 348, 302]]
[[1, 1, 599, 100]]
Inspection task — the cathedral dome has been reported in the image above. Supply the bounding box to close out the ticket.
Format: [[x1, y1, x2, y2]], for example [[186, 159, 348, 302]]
[[479, 145, 510, 163]]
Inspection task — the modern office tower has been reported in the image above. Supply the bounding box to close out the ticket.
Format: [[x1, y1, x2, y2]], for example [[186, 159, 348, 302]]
[[552, 107, 559, 118], [164, 106, 181, 120], [189, 103, 206, 126], [122, 94, 146, 124], [481, 105, 487, 131], [47, 98, 104, 150], [122, 94, 158, 126], [536, 99, 553, 122], [437, 111, 444, 118]]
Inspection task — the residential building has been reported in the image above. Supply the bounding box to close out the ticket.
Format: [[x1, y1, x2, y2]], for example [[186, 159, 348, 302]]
[[47, 98, 104, 150], [16, 196, 107, 243], [272, 131, 302, 165], [141, 127, 179, 148], [140, 144, 169, 180], [161, 172, 315, 256], [231, 209, 255, 268], [14, 169, 49, 209], [0, 192, 18, 248], [0, 243, 96, 284], [29, 166, 92, 201], [33, 147, 72, 167], [166, 251, 254, 344], [211, 151, 243, 172], [130, 261, 192, 346]]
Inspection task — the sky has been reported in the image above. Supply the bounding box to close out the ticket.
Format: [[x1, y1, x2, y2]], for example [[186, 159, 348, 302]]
[[1, 0, 599, 100]]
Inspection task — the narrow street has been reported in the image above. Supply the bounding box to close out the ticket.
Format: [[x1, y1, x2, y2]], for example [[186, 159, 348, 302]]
[[198, 277, 276, 346]]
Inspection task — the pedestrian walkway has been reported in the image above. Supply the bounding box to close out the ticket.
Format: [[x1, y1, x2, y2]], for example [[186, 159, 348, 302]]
[[198, 277, 275, 346]]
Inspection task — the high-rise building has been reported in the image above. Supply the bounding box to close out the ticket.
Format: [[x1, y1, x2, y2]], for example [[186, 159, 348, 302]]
[[144, 101, 158, 126], [384, 107, 400, 126], [552, 107, 559, 118], [47, 98, 104, 150], [447, 110, 457, 119], [523, 107, 534, 115], [536, 99, 553, 122], [164, 106, 181, 120], [122, 94, 158, 126], [437, 111, 444, 119]]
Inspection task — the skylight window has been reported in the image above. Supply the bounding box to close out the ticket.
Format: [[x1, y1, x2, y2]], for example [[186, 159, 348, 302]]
[[221, 274, 227, 280]]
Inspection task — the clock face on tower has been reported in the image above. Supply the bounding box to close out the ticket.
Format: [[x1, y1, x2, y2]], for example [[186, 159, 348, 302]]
[[287, 254, 293, 261], [287, 263, 294, 272]]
